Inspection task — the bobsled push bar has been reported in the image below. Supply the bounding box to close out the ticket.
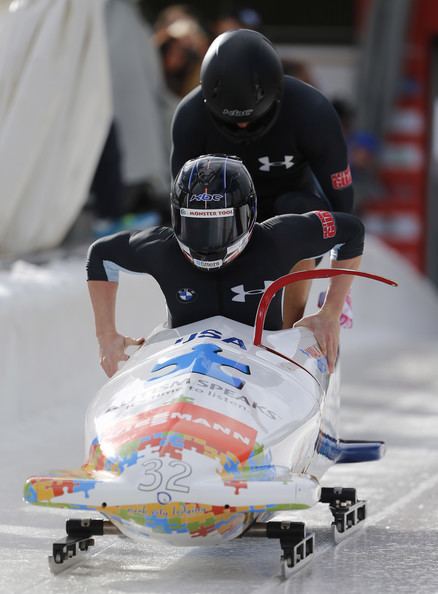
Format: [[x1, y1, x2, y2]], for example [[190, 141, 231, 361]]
[[253, 268, 397, 346]]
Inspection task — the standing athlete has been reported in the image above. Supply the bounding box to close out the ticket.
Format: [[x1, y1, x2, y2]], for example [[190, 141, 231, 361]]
[[87, 155, 364, 378], [171, 29, 354, 326]]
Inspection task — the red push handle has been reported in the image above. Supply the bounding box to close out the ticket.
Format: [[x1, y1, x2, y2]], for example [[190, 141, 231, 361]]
[[253, 268, 398, 347]]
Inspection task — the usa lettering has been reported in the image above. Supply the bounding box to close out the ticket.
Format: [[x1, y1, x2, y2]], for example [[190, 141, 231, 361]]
[[175, 328, 246, 350]]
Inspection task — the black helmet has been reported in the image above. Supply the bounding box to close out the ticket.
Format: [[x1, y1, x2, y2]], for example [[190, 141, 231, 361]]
[[200, 29, 284, 141], [171, 155, 256, 270]]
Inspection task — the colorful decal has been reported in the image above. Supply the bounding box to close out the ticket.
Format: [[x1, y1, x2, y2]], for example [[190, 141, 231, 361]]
[[300, 344, 323, 359], [330, 165, 352, 190], [300, 344, 328, 373], [100, 401, 257, 463], [149, 343, 250, 389], [24, 477, 96, 504], [106, 500, 309, 538], [312, 210, 337, 239]]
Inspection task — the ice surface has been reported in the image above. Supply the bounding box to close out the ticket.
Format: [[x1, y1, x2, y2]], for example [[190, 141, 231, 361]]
[[1, 237, 437, 593]]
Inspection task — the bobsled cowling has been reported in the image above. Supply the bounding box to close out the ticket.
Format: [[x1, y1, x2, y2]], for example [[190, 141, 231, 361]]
[[24, 317, 332, 545], [25, 269, 395, 546]]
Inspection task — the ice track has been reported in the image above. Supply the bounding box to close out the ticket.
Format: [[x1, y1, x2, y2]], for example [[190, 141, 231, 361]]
[[1, 237, 438, 594]]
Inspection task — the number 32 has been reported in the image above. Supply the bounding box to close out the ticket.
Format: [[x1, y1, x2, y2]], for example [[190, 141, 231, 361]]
[[138, 459, 192, 493]]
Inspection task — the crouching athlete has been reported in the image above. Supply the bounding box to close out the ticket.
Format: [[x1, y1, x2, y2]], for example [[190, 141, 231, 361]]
[[86, 155, 364, 378], [171, 29, 355, 326]]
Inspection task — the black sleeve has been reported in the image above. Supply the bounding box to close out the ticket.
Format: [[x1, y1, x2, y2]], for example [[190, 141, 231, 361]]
[[297, 92, 354, 213], [170, 88, 206, 179], [86, 227, 171, 281], [267, 211, 364, 263]]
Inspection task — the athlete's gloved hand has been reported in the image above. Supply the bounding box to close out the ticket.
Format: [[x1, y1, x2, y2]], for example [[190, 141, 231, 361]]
[[98, 332, 144, 377], [293, 311, 340, 374]]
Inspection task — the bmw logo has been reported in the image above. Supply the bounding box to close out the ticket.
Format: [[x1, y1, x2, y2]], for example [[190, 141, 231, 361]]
[[177, 288, 197, 303]]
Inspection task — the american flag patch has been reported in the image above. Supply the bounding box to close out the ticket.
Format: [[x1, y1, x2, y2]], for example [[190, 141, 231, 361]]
[[331, 165, 352, 190], [313, 211, 336, 239]]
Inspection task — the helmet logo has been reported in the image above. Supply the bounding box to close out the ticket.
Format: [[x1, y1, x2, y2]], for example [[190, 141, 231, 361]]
[[181, 208, 234, 218], [222, 108, 254, 117], [193, 258, 222, 269], [190, 193, 224, 202]]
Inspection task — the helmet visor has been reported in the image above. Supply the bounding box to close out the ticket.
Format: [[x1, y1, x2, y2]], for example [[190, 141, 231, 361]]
[[176, 204, 253, 253]]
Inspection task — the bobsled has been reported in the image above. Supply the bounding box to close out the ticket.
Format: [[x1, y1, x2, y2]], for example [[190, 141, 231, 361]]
[[24, 269, 397, 576]]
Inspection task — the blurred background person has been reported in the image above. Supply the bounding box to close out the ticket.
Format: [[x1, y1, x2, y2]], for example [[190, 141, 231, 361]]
[[153, 7, 209, 135], [282, 57, 317, 87], [90, 0, 171, 238], [154, 16, 208, 99], [211, 6, 262, 36]]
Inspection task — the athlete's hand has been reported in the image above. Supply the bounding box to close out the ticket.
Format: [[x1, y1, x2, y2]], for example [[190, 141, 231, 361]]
[[97, 332, 144, 377], [293, 311, 340, 373]]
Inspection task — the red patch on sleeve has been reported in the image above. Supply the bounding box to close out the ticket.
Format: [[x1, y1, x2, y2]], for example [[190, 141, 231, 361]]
[[331, 165, 352, 190], [313, 211, 337, 239]]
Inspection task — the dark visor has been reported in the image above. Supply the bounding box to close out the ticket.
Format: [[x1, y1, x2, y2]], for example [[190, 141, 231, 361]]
[[178, 204, 252, 253]]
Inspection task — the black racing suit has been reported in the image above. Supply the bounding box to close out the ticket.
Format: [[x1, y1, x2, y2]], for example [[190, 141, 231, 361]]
[[171, 76, 354, 221], [87, 211, 364, 330]]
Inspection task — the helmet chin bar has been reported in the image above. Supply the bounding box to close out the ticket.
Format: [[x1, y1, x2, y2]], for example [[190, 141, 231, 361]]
[[177, 231, 252, 271], [209, 100, 281, 143]]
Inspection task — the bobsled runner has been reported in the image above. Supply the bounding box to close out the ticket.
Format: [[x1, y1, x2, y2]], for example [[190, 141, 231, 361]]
[[24, 269, 397, 577]]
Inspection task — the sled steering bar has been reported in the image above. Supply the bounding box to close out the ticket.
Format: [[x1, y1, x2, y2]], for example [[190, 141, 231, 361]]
[[253, 268, 398, 347]]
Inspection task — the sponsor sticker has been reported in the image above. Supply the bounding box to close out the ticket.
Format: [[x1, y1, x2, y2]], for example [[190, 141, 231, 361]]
[[181, 208, 234, 218], [312, 210, 337, 239], [101, 401, 257, 462], [330, 165, 352, 190], [193, 258, 222, 269], [222, 108, 254, 117], [190, 193, 223, 202]]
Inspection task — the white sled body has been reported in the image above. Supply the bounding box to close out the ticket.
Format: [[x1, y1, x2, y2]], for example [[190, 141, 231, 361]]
[[25, 315, 343, 545]]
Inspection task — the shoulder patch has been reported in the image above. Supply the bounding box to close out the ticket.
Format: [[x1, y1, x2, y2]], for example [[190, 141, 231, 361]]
[[312, 211, 337, 239], [331, 165, 352, 190]]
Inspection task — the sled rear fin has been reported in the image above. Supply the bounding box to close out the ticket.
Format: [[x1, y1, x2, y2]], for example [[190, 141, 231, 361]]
[[335, 439, 385, 463], [318, 434, 385, 463]]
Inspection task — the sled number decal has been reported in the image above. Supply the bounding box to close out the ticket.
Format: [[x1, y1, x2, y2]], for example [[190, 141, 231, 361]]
[[138, 458, 192, 494], [139, 460, 163, 491], [149, 343, 250, 389], [166, 460, 192, 493]]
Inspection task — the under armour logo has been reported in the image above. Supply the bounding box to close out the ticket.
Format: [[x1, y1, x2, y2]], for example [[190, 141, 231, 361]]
[[258, 155, 294, 172], [231, 280, 273, 303]]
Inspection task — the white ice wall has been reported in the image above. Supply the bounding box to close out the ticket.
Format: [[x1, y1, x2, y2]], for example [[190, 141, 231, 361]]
[[0, 0, 112, 255], [0, 259, 166, 431]]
